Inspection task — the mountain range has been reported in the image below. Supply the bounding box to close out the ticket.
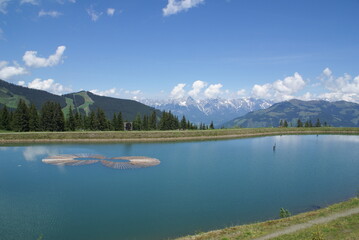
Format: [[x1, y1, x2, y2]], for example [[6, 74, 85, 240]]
[[2, 79, 359, 128], [0, 79, 158, 121], [140, 97, 272, 126], [224, 99, 359, 128]]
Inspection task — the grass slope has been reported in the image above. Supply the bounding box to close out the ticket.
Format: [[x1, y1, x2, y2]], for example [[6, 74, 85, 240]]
[[174, 198, 359, 240]]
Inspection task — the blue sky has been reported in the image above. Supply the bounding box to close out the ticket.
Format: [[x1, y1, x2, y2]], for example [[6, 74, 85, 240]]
[[1, 0, 359, 102]]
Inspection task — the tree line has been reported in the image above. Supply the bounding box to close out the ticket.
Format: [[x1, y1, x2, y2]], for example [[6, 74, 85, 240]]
[[279, 118, 328, 128], [0, 100, 214, 132]]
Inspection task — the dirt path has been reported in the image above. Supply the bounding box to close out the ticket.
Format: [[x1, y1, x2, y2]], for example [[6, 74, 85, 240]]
[[252, 207, 359, 240]]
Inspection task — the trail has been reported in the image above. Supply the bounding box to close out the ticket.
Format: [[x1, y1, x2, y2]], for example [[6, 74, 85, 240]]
[[252, 207, 359, 240]]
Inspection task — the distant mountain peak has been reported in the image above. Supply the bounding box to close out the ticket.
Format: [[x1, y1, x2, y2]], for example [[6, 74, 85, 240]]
[[139, 97, 273, 126]]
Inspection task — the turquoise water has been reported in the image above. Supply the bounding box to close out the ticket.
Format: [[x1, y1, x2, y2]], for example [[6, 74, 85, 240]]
[[0, 135, 358, 240]]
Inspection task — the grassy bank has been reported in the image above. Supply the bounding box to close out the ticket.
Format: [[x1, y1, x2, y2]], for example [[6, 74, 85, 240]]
[[175, 197, 359, 240], [0, 127, 359, 144]]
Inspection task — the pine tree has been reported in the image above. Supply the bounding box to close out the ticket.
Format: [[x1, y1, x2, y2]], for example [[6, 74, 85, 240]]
[[133, 113, 142, 130], [142, 115, 149, 130], [13, 99, 29, 132], [53, 103, 65, 131], [83, 114, 90, 130], [180, 116, 187, 130], [283, 120, 288, 128], [149, 111, 157, 130], [41, 102, 65, 131], [118, 112, 124, 131], [209, 121, 214, 129], [0, 106, 11, 130], [40, 102, 54, 131], [96, 108, 107, 131], [88, 111, 98, 130], [74, 111, 83, 130], [315, 118, 321, 127], [28, 104, 40, 131], [112, 113, 119, 131], [297, 119, 303, 127], [279, 119, 283, 127]]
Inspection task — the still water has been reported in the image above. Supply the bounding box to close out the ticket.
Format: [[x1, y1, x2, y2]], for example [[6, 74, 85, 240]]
[[0, 135, 358, 240]]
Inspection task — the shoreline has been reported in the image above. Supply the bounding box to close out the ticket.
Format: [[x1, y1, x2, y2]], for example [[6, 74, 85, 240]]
[[174, 197, 359, 240], [1, 128, 359, 144]]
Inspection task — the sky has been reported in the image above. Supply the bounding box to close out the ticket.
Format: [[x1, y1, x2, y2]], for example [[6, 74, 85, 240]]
[[1, 0, 359, 103]]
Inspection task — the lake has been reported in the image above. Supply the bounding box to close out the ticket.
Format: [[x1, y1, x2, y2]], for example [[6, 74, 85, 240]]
[[0, 135, 358, 240]]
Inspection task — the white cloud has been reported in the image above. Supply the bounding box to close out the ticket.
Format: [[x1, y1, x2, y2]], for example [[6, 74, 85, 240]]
[[318, 68, 359, 103], [204, 83, 223, 98], [272, 72, 305, 95], [252, 83, 272, 99], [237, 89, 246, 96], [18, 80, 25, 86], [68, 0, 76, 3], [0, 61, 27, 80], [107, 8, 115, 16], [323, 67, 332, 77], [20, 0, 39, 5], [251, 72, 306, 101], [39, 10, 62, 17], [0, 0, 10, 14], [86, 6, 102, 22], [27, 78, 71, 95], [170, 83, 186, 99], [90, 88, 118, 97], [163, 0, 205, 16], [23, 46, 66, 68], [188, 80, 207, 97]]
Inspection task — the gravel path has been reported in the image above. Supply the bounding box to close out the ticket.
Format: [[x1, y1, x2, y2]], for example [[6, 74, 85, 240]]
[[252, 207, 359, 240]]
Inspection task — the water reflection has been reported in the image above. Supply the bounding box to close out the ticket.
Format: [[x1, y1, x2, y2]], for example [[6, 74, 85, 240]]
[[22, 146, 60, 161]]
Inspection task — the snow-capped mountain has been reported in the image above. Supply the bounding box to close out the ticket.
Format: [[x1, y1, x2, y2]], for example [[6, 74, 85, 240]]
[[140, 97, 273, 126]]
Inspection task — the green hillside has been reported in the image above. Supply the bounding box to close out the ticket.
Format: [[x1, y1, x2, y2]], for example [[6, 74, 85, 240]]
[[0, 79, 159, 121], [63, 91, 161, 120], [0, 79, 66, 110], [224, 99, 359, 128]]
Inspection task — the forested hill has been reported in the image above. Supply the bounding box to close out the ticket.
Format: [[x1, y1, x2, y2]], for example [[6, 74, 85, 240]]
[[224, 99, 359, 128], [0, 79, 66, 109], [0, 79, 159, 121], [63, 91, 161, 120]]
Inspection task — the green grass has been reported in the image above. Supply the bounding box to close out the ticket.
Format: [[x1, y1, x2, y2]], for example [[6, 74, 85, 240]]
[[62, 97, 75, 116], [174, 198, 359, 240], [75, 91, 94, 115], [0, 127, 358, 143], [272, 214, 359, 240], [0, 87, 29, 108]]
